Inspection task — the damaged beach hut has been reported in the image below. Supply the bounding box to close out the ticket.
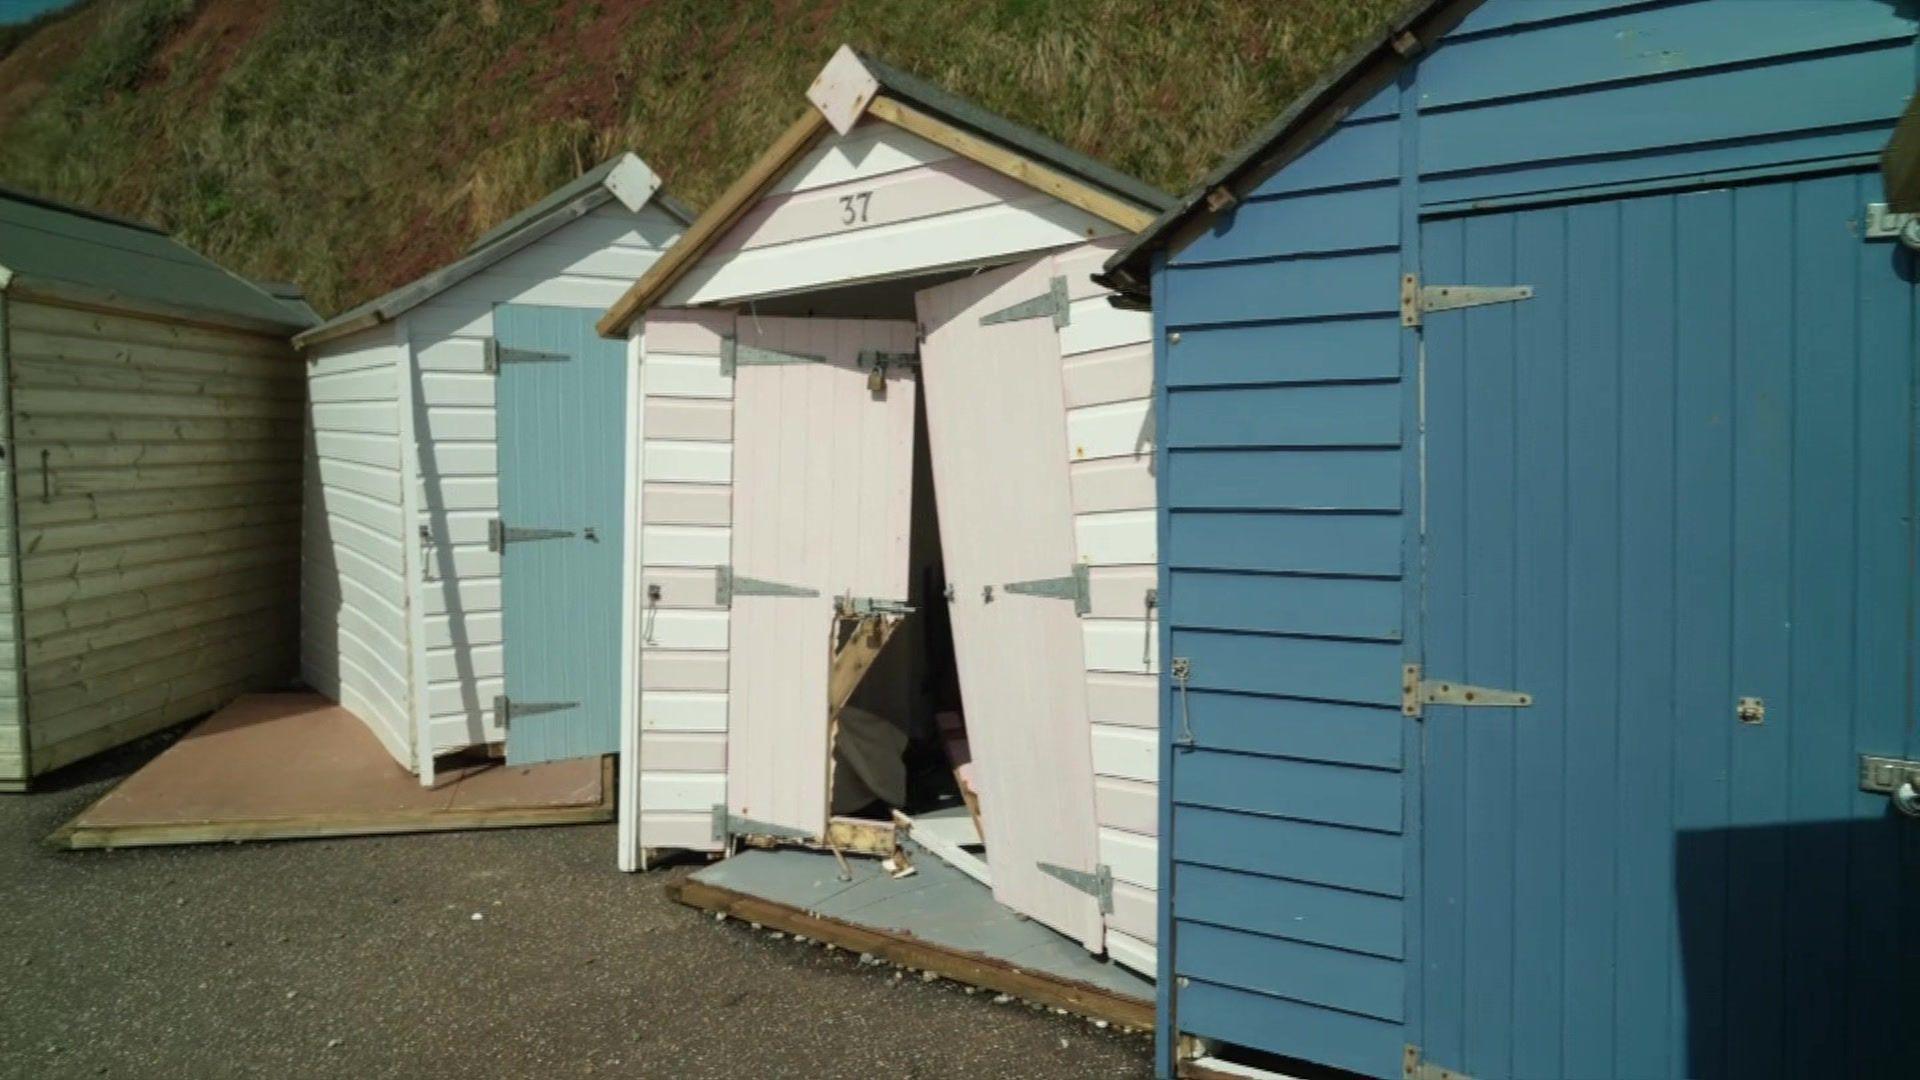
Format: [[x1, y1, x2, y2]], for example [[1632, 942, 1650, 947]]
[[297, 152, 691, 784], [0, 187, 313, 790], [1101, 0, 1920, 1077], [599, 47, 1172, 979]]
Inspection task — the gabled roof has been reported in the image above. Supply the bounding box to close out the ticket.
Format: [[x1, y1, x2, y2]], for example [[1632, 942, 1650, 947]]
[[295, 151, 693, 350], [1100, 0, 1472, 301], [0, 185, 315, 333], [598, 45, 1175, 337]]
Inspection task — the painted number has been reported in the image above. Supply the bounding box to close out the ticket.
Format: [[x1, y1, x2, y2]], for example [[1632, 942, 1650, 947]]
[[839, 191, 872, 226]]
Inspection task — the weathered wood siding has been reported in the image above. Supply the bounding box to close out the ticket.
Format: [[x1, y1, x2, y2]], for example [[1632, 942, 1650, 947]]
[[11, 297, 301, 777], [0, 298, 25, 786], [301, 322, 411, 763], [408, 202, 682, 754]]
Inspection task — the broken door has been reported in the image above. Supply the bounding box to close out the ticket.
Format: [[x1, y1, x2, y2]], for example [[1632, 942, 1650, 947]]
[[916, 258, 1106, 952], [725, 316, 918, 838]]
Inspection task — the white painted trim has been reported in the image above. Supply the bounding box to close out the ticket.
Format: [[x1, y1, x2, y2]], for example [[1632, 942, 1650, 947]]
[[395, 317, 435, 786], [618, 326, 646, 872]]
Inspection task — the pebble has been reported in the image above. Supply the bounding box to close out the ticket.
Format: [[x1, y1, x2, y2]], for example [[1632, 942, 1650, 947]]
[[471, 913, 484, 922], [992, 994, 1012, 1005]]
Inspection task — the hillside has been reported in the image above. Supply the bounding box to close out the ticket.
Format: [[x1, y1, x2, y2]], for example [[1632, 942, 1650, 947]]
[[0, 0, 1401, 316]]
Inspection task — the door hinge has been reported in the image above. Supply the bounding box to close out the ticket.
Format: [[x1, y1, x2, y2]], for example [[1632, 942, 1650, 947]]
[[711, 804, 814, 843], [715, 566, 819, 606], [719, 335, 828, 377], [493, 694, 577, 729], [487, 518, 575, 552], [1401, 663, 1534, 718], [1037, 860, 1113, 914], [980, 275, 1071, 328], [1404, 1045, 1472, 1080], [1004, 564, 1090, 616], [1400, 273, 1534, 327], [483, 338, 570, 374]]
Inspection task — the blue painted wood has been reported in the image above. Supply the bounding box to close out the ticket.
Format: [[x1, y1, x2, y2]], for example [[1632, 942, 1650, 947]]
[[1150, 250, 1178, 1080], [1162, 250, 1399, 326], [1172, 629, 1401, 706], [1174, 690, 1401, 769], [1177, 979, 1404, 1080], [1170, 182, 1399, 266], [494, 304, 628, 766], [1421, 0, 1913, 111], [1176, 864, 1403, 959], [1166, 448, 1399, 510], [1420, 42, 1909, 177], [1179, 922, 1405, 1023], [1165, 382, 1400, 449], [1167, 511, 1400, 575], [1175, 805, 1403, 897], [1168, 570, 1399, 640], [1163, 316, 1400, 387], [1449, 0, 1660, 38], [1246, 115, 1400, 200], [1174, 749, 1401, 832]]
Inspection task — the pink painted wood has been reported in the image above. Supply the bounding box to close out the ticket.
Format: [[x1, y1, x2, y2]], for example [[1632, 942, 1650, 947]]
[[725, 316, 918, 836], [915, 256, 1106, 952], [709, 156, 1038, 257]]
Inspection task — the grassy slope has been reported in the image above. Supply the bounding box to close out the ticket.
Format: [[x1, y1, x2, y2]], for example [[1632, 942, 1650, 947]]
[[0, 0, 1402, 316]]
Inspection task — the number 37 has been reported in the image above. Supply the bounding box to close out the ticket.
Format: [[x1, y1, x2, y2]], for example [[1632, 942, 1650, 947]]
[[839, 191, 872, 225]]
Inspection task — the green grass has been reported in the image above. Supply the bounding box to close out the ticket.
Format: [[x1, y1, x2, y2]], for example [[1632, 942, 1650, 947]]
[[0, 0, 1403, 315]]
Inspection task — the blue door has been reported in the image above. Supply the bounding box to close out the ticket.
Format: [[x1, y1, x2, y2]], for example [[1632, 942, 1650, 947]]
[[1416, 171, 1919, 1079], [493, 304, 628, 766]]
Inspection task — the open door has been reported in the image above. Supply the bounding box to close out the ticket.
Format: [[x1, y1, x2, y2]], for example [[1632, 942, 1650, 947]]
[[724, 316, 918, 838], [494, 304, 630, 765], [916, 257, 1105, 952]]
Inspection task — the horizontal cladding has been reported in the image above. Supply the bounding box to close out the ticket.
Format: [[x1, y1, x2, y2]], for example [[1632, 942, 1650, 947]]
[[1159, 73, 1411, 1071]]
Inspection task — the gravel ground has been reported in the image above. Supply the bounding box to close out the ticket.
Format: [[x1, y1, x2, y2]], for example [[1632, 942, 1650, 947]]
[[0, 734, 1153, 1079]]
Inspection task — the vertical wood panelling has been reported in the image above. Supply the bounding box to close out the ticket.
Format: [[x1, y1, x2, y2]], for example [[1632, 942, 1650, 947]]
[[0, 297, 24, 785]]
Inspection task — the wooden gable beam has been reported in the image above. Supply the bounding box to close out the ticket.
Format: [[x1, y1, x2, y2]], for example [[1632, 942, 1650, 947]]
[[864, 96, 1157, 234], [597, 108, 830, 337]]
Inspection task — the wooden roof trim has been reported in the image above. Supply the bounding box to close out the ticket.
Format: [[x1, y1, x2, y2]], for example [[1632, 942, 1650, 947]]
[[597, 109, 831, 337], [863, 96, 1157, 234]]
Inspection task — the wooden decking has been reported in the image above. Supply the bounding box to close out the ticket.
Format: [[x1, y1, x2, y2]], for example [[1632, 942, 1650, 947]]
[[48, 692, 611, 849]]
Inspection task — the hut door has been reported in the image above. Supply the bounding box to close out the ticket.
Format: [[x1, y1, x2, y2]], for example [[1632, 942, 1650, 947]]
[[1413, 173, 1920, 1079], [916, 257, 1106, 952], [724, 316, 919, 838], [493, 305, 630, 766]]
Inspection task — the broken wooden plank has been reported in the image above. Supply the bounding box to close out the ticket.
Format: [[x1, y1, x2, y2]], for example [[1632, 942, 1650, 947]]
[[893, 809, 991, 888]]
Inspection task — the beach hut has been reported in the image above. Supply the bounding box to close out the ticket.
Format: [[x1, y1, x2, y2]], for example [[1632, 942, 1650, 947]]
[[295, 153, 690, 785], [1101, 1, 1920, 1077], [0, 186, 313, 790], [598, 47, 1173, 976]]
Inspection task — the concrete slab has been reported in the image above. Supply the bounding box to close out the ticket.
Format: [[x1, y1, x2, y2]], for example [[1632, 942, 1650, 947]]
[[49, 693, 610, 848]]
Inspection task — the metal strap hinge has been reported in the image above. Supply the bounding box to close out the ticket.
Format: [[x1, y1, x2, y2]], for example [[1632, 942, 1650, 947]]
[[715, 566, 819, 606], [711, 804, 814, 843], [1404, 1045, 1472, 1080], [1402, 663, 1534, 718], [487, 518, 575, 552], [719, 335, 827, 377], [1003, 564, 1090, 616], [1037, 861, 1113, 914], [980, 275, 1071, 328], [483, 338, 569, 374], [493, 694, 576, 729], [1400, 273, 1534, 327]]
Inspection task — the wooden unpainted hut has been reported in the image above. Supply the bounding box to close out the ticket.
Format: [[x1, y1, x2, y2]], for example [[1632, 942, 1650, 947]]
[[598, 48, 1172, 976], [0, 186, 315, 789], [294, 153, 691, 783]]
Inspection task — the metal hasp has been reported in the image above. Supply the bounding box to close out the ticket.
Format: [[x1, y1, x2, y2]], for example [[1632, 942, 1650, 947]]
[[1865, 201, 1920, 239], [487, 518, 576, 553], [835, 594, 915, 618], [1003, 563, 1091, 616], [1401, 663, 1534, 719], [493, 694, 577, 729], [858, 348, 919, 392], [979, 275, 1071, 328], [1400, 273, 1534, 327], [482, 338, 569, 374], [1859, 755, 1920, 794], [710, 804, 814, 843], [719, 335, 828, 377], [714, 566, 819, 606], [1404, 1045, 1471, 1080], [1036, 860, 1113, 914]]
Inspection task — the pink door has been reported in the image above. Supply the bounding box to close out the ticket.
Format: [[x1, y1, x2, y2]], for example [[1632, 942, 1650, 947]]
[[725, 316, 919, 837], [916, 257, 1105, 951]]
